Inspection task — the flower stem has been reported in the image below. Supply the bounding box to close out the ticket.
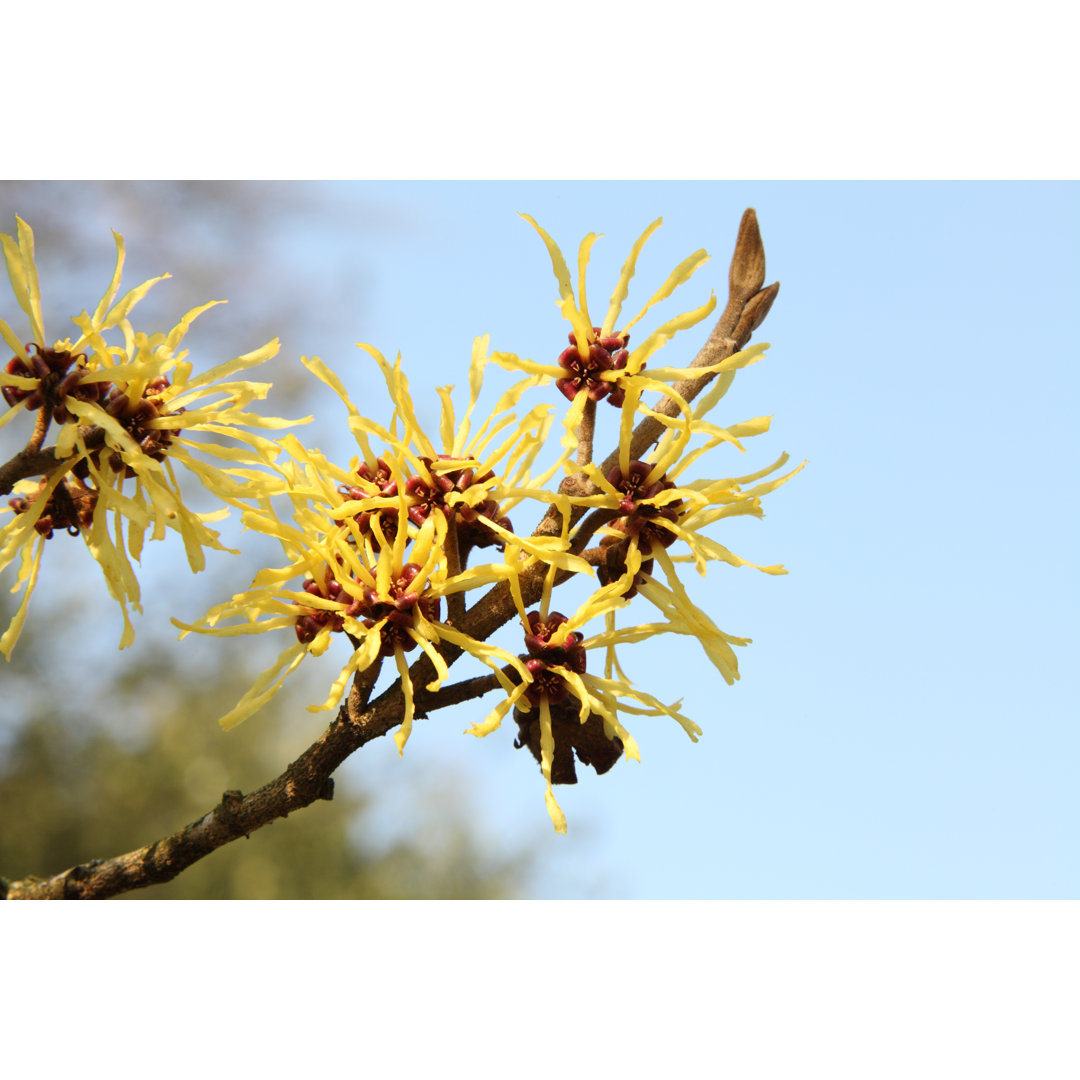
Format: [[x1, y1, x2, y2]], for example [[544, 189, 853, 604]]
[[576, 397, 596, 468], [26, 409, 51, 455], [444, 517, 467, 625]]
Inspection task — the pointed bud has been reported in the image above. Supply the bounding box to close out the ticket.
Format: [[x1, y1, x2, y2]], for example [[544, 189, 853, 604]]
[[729, 208, 766, 301], [735, 281, 780, 339]]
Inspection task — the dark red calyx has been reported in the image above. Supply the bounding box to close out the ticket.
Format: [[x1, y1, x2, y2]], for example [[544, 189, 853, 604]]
[[556, 328, 632, 407], [352, 562, 441, 657], [605, 459, 674, 514], [293, 570, 354, 643], [3, 344, 110, 422], [523, 610, 587, 675], [101, 378, 183, 476], [8, 477, 97, 539]]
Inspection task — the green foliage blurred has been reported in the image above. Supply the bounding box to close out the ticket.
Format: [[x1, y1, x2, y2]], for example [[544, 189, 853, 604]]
[[0, 594, 530, 898]]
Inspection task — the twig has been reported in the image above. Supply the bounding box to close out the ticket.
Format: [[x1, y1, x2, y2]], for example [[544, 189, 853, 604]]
[[569, 507, 619, 556], [575, 397, 597, 469], [414, 668, 512, 715], [0, 445, 65, 497], [345, 654, 383, 721], [444, 518, 467, 625], [26, 410, 51, 456], [0, 424, 105, 496]]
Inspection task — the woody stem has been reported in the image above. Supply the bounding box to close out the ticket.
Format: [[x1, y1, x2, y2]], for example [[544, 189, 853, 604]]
[[26, 409, 51, 455], [444, 518, 467, 625], [575, 397, 596, 468]]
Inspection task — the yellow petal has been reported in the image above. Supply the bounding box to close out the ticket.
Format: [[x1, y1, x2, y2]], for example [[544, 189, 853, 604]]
[[520, 215, 573, 300], [392, 645, 416, 755], [538, 698, 568, 834], [625, 292, 717, 373], [622, 248, 711, 334], [601, 218, 662, 336], [2, 230, 45, 343], [0, 534, 45, 658], [164, 301, 226, 352], [743, 459, 807, 499], [218, 642, 308, 730], [101, 273, 170, 329], [91, 230, 127, 326], [559, 293, 593, 360], [0, 314, 29, 360], [577, 232, 600, 332], [0, 400, 25, 432], [466, 679, 531, 738]]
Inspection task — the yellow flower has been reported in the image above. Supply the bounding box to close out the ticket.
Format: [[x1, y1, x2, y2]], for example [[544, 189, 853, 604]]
[[292, 336, 594, 600], [300, 336, 578, 553], [177, 435, 574, 751], [586, 423, 805, 687], [466, 449, 802, 834], [489, 216, 735, 462], [177, 472, 451, 742], [176, 334, 598, 751], [0, 217, 304, 656], [463, 511, 697, 835]]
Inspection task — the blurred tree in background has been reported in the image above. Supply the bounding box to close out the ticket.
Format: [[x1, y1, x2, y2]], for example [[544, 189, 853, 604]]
[[0, 181, 532, 898], [0, 591, 527, 899]]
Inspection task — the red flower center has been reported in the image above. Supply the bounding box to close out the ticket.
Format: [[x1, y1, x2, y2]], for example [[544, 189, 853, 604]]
[[554, 328, 632, 406]]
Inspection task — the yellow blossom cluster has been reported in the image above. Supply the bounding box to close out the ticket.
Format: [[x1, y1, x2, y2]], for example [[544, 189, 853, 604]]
[[455, 216, 801, 830], [2, 211, 798, 836], [174, 215, 799, 833], [0, 218, 303, 654], [174, 334, 588, 750]]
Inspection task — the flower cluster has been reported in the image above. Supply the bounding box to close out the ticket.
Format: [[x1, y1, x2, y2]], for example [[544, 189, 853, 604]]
[[0, 218, 303, 655], [477, 550, 702, 834], [174, 214, 797, 833], [174, 336, 590, 754], [3, 210, 797, 838], [454, 217, 799, 830]]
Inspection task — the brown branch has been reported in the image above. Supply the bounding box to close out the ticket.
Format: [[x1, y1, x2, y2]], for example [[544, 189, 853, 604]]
[[0, 424, 105, 496], [2, 712, 361, 900], [443, 518, 467, 625], [346, 653, 382, 718], [0, 444, 67, 497], [576, 547, 608, 569], [2, 207, 780, 900], [414, 668, 513, 716], [26, 409, 51, 455], [569, 507, 620, 556], [575, 396, 597, 469], [362, 209, 783, 782]]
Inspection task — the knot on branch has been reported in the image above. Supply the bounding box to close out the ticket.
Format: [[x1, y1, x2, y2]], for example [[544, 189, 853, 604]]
[[220, 789, 244, 813]]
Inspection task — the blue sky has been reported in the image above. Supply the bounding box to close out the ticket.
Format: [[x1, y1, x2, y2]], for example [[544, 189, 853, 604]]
[[268, 181, 1075, 898], [3, 182, 1076, 898]]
